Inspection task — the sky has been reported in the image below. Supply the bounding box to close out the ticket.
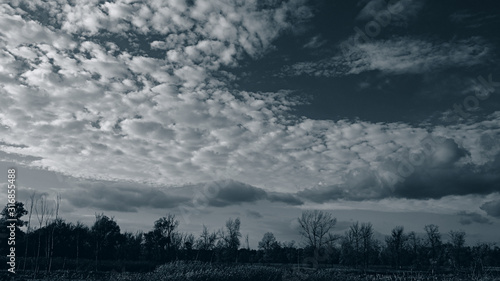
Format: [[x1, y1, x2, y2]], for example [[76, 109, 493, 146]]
[[0, 0, 499, 248]]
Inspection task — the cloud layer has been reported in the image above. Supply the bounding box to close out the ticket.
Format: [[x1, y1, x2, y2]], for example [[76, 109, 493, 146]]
[[1, 1, 500, 214], [281, 37, 491, 77]]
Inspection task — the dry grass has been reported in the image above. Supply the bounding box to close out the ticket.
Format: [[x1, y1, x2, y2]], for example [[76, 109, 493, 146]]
[[4, 262, 500, 281]]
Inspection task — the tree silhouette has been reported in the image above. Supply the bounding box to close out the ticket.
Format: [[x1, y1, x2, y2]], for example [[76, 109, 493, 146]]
[[449, 230, 466, 268], [407, 231, 423, 267], [298, 210, 337, 252], [424, 224, 442, 267], [34, 195, 53, 273], [153, 214, 179, 260], [196, 225, 217, 251], [224, 217, 241, 250], [218, 217, 241, 262], [0, 201, 27, 228], [0, 202, 28, 256], [91, 214, 122, 269], [117, 231, 143, 261], [385, 226, 407, 268], [73, 221, 91, 268], [22, 192, 36, 271], [259, 232, 279, 262], [359, 223, 376, 267]]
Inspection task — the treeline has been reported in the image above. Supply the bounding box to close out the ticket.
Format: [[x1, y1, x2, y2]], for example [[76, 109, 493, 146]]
[[0, 200, 499, 273]]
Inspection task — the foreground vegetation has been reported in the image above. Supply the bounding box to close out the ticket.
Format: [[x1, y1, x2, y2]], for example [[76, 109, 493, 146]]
[[2, 261, 500, 281]]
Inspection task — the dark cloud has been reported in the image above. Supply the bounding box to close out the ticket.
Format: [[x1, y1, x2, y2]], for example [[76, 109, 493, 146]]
[[65, 182, 190, 212], [393, 142, 499, 199], [246, 210, 263, 219], [296, 139, 500, 202], [297, 185, 354, 203], [206, 180, 303, 207], [393, 169, 500, 199], [62, 179, 303, 213], [480, 200, 500, 218], [457, 211, 492, 225], [267, 192, 303, 206], [207, 180, 267, 207], [0, 141, 28, 148]]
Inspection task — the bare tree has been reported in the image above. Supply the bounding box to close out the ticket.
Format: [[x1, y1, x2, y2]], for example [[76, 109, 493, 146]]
[[424, 224, 442, 266], [245, 234, 250, 250], [154, 214, 179, 251], [407, 231, 422, 266], [74, 221, 88, 270], [298, 210, 337, 251], [34, 194, 52, 273], [224, 218, 241, 249], [218, 217, 241, 262], [48, 194, 61, 272], [344, 222, 362, 266], [360, 223, 375, 267], [23, 192, 36, 271], [385, 226, 407, 268], [196, 225, 218, 251], [449, 230, 466, 268]]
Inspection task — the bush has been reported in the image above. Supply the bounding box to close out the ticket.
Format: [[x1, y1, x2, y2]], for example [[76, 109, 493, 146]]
[[110, 261, 282, 281]]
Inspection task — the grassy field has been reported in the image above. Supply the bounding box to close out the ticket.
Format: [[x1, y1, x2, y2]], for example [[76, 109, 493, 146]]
[[3, 262, 500, 281]]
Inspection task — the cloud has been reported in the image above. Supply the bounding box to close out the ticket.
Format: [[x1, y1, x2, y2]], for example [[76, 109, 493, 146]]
[[246, 210, 263, 219], [280, 37, 490, 77], [11, 0, 312, 62], [0, 0, 311, 188], [297, 168, 388, 202], [202, 180, 303, 207], [207, 180, 267, 207], [449, 11, 498, 29], [480, 200, 500, 218], [295, 124, 500, 202], [457, 211, 493, 225], [267, 192, 303, 206], [303, 35, 326, 49], [356, 0, 424, 25], [64, 181, 191, 212]]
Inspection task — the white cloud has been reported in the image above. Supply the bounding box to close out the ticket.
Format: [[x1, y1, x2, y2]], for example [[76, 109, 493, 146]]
[[1, 1, 499, 203], [281, 36, 491, 77], [303, 35, 326, 49]]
